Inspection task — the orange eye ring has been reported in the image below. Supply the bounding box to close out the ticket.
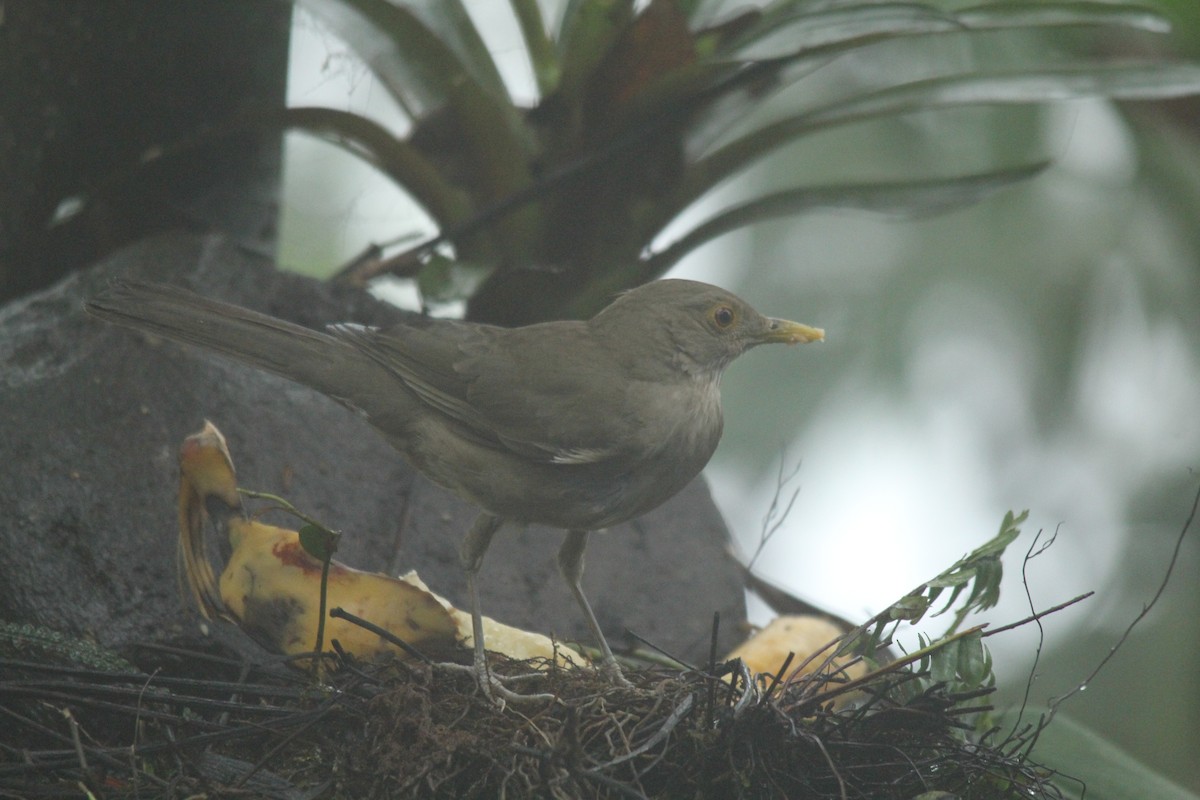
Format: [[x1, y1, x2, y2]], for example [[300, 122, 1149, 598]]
[[711, 305, 736, 329]]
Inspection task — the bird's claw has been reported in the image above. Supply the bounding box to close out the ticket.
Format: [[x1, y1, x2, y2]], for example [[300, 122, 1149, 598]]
[[434, 660, 556, 706]]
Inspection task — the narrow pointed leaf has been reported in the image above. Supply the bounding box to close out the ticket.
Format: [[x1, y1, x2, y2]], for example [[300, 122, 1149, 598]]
[[695, 1, 1177, 151], [694, 63, 1200, 199], [644, 162, 1047, 274], [724, 2, 1171, 63], [295, 0, 464, 117], [403, 0, 513, 102], [276, 107, 473, 228], [294, 0, 540, 259], [727, 3, 963, 60], [957, 2, 1172, 35], [1013, 713, 1200, 800], [511, 0, 560, 95], [556, 0, 636, 103]]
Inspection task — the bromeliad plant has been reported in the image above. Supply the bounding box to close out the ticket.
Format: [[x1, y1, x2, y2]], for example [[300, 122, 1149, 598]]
[[284, 0, 1200, 322]]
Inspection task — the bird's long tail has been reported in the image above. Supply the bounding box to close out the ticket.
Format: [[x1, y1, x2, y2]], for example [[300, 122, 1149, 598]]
[[85, 280, 372, 401]]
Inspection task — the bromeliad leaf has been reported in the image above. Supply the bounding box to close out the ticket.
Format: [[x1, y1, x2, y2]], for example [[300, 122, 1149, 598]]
[[280, 0, 1200, 322], [645, 163, 1049, 274]]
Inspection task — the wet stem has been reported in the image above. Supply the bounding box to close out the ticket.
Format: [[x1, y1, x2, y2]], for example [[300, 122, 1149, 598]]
[[314, 552, 332, 680], [237, 488, 340, 679]]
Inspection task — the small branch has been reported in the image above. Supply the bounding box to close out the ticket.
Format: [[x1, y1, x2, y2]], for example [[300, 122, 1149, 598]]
[[747, 454, 803, 573], [586, 694, 695, 772], [329, 607, 431, 666], [983, 591, 1093, 638]]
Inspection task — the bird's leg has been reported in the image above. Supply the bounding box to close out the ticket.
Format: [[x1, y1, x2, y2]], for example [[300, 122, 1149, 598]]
[[458, 513, 552, 704], [558, 530, 632, 686]]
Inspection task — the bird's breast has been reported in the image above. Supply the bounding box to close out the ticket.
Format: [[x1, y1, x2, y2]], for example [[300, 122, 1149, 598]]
[[623, 374, 723, 469]]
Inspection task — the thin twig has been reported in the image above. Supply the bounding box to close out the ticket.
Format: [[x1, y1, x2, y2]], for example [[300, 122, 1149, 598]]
[[1026, 481, 1200, 755], [586, 694, 694, 772], [329, 607, 431, 666], [984, 591, 1093, 638], [747, 454, 804, 573]]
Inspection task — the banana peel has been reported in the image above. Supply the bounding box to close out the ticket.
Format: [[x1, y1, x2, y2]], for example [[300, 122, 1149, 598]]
[[178, 422, 851, 679], [725, 615, 866, 697], [178, 421, 581, 667]]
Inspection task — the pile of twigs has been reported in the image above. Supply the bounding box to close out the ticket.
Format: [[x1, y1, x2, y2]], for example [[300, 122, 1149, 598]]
[[0, 627, 1062, 800]]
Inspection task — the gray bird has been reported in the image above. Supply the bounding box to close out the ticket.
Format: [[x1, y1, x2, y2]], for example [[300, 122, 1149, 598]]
[[86, 278, 823, 700]]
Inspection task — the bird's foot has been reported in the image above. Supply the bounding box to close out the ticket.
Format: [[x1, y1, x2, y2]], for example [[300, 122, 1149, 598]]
[[597, 655, 633, 688], [435, 660, 556, 707], [480, 671, 556, 707]]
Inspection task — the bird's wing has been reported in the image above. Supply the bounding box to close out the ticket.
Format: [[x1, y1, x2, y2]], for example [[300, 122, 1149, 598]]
[[331, 319, 636, 464], [329, 319, 498, 445], [457, 324, 639, 464]]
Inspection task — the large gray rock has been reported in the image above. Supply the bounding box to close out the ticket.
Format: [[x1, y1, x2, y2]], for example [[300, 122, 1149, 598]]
[[0, 232, 746, 662]]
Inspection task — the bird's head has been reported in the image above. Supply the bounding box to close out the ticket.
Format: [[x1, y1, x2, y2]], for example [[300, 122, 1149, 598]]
[[590, 279, 824, 379]]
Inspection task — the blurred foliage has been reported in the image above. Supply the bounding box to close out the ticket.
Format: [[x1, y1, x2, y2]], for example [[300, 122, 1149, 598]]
[[281, 0, 1200, 323], [1013, 712, 1200, 800]]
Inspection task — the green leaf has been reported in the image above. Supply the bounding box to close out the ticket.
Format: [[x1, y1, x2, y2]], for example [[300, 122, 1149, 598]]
[[402, 0, 513, 102], [295, 0, 468, 116], [728, 3, 963, 61], [417, 253, 491, 305], [926, 566, 979, 590], [889, 593, 933, 621], [820, 62, 1200, 122], [278, 107, 472, 229], [293, 0, 540, 260], [917, 509, 1025, 626], [957, 2, 1172, 35], [555, 0, 635, 104], [1011, 713, 1200, 800], [643, 162, 1048, 274], [973, 509, 1028, 558], [930, 638, 958, 683], [511, 0, 559, 95], [299, 523, 340, 562], [955, 631, 989, 686], [295, 0, 513, 108], [694, 63, 1200, 200], [732, 1, 1175, 62]]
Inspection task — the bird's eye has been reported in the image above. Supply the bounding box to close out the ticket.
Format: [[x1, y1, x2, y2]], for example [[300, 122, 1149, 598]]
[[711, 305, 736, 330]]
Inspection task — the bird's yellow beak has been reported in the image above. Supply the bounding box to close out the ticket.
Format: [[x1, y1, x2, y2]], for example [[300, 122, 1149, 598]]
[[759, 318, 825, 345]]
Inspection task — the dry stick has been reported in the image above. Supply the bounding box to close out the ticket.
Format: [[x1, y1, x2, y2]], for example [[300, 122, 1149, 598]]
[[624, 630, 695, 671], [577, 768, 651, 800], [0, 705, 116, 773], [329, 607, 431, 666], [1000, 524, 1062, 748], [984, 591, 1094, 638], [731, 660, 757, 717], [231, 690, 348, 790], [746, 454, 804, 573], [782, 635, 865, 698], [801, 624, 991, 710], [800, 728, 848, 800], [705, 612, 720, 729], [761, 651, 796, 704], [586, 694, 695, 772], [62, 709, 90, 782]]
